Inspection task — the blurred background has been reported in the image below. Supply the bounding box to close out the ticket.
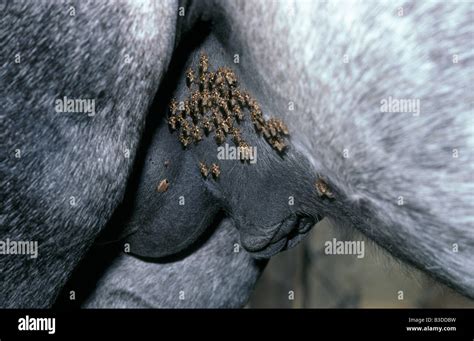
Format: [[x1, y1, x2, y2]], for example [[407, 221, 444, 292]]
[[248, 219, 474, 308]]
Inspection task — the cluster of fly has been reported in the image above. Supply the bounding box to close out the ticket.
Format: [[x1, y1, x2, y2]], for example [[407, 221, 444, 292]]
[[167, 53, 290, 153]]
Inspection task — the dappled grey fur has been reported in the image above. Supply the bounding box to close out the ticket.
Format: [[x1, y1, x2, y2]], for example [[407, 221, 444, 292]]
[[193, 0, 474, 297], [1, 0, 177, 307]]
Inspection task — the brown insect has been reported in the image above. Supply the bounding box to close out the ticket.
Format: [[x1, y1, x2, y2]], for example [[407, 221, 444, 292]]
[[229, 126, 240, 135], [186, 68, 195, 88], [230, 88, 244, 106], [168, 116, 178, 130], [211, 163, 220, 178], [239, 141, 252, 161], [200, 73, 210, 91], [202, 117, 213, 134], [218, 84, 231, 99], [179, 134, 191, 147], [191, 112, 202, 124], [201, 90, 211, 109], [222, 105, 232, 119], [239, 141, 250, 148], [223, 68, 237, 87], [262, 127, 271, 139], [190, 91, 201, 112], [279, 121, 289, 135], [215, 128, 225, 144], [229, 97, 238, 108], [224, 116, 234, 128], [268, 123, 277, 137], [199, 53, 209, 74], [247, 98, 259, 111], [180, 121, 191, 137], [234, 137, 244, 146], [216, 97, 227, 111], [214, 67, 225, 86], [213, 111, 224, 126], [272, 139, 287, 153], [169, 98, 178, 115], [315, 177, 335, 199], [232, 129, 242, 145], [234, 106, 244, 122], [199, 162, 209, 177], [156, 179, 169, 193], [207, 71, 216, 89], [222, 116, 234, 134], [192, 125, 202, 141], [250, 108, 263, 123], [183, 100, 191, 117], [221, 121, 230, 134], [210, 89, 220, 103]]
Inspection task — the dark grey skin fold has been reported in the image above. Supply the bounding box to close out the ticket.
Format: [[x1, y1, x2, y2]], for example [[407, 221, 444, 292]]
[[122, 33, 325, 261]]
